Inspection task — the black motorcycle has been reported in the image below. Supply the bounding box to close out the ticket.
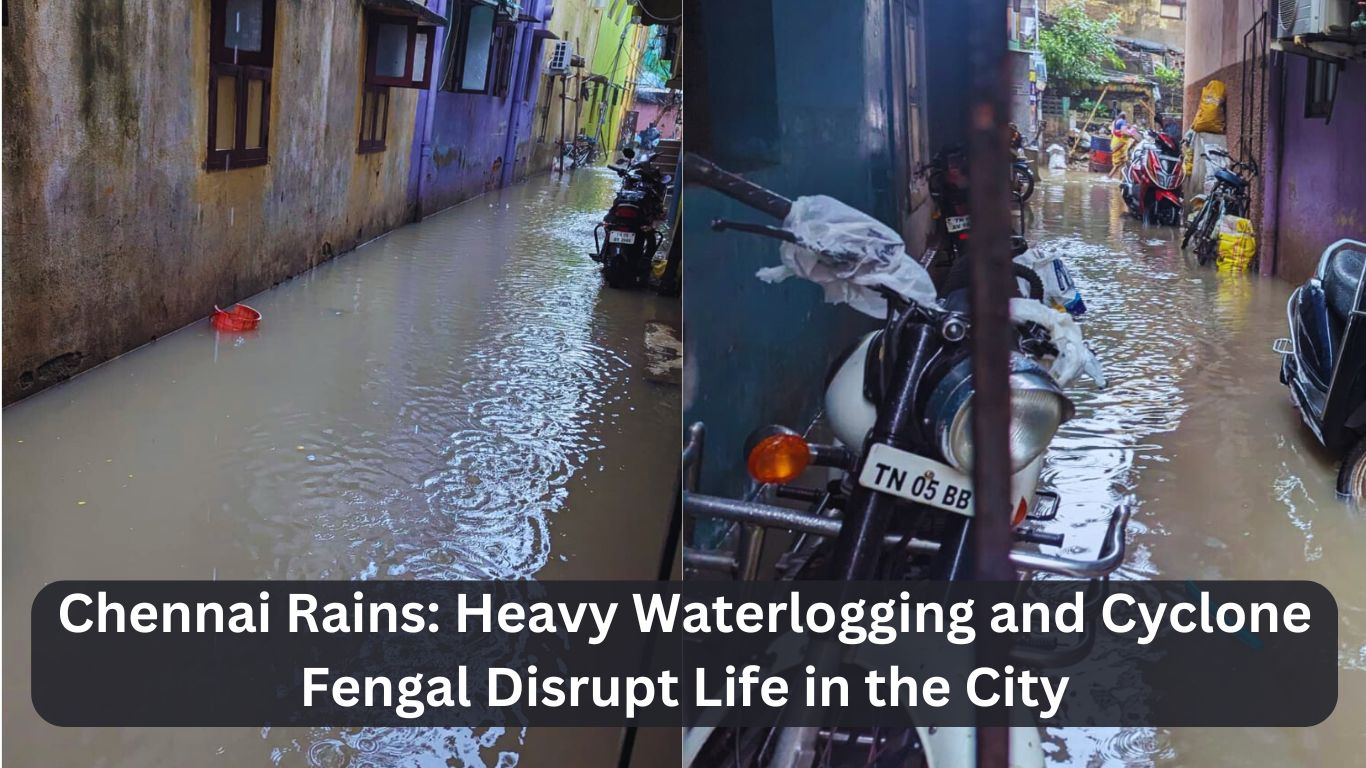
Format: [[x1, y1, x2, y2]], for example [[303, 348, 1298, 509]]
[[922, 147, 1042, 301], [1276, 238, 1366, 498], [593, 148, 670, 289], [684, 153, 1123, 582], [681, 154, 1126, 764], [1009, 123, 1035, 202], [1012, 153, 1036, 202]]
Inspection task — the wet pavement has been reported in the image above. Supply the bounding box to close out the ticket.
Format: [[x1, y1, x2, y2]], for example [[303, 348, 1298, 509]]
[[2, 168, 680, 766], [1032, 171, 1366, 766]]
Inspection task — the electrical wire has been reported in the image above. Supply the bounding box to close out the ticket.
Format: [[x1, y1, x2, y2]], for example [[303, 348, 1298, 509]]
[[634, 0, 682, 23]]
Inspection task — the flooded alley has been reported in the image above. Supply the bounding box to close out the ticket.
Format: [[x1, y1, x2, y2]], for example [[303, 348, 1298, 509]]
[[1031, 170, 1366, 766], [2, 169, 680, 767]]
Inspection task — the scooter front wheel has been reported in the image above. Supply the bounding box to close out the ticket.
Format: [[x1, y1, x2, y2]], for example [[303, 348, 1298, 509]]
[[1013, 165, 1035, 202], [1337, 436, 1366, 502]]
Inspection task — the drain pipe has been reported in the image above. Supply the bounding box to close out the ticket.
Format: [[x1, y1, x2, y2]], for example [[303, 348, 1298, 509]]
[[500, 0, 541, 187], [1260, 51, 1286, 278], [412, 0, 445, 221]]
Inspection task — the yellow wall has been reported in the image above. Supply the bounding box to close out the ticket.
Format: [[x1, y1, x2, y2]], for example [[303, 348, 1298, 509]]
[[3, 0, 420, 401], [528, 0, 604, 169]]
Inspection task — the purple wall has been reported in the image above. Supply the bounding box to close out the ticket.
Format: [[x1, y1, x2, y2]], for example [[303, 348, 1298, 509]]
[[407, 0, 548, 218], [1270, 56, 1366, 283]]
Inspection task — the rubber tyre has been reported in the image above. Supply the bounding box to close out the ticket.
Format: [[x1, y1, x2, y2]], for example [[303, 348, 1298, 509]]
[[1013, 166, 1035, 202], [602, 246, 633, 289], [1013, 263, 1045, 301], [1193, 202, 1220, 265], [603, 264, 632, 289], [1181, 203, 1205, 249], [1337, 436, 1366, 501]]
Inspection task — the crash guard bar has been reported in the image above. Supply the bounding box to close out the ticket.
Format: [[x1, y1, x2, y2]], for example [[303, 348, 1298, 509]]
[[681, 422, 1131, 581]]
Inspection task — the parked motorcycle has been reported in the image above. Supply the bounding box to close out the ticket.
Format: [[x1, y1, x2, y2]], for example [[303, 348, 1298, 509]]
[[682, 154, 1126, 767], [1010, 122, 1035, 202], [1121, 130, 1184, 226], [1013, 151, 1036, 202], [593, 147, 671, 289], [1275, 238, 1366, 499], [923, 148, 1085, 316]]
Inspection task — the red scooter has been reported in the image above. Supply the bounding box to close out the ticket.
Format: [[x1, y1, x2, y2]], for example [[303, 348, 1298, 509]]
[[1121, 131, 1184, 226]]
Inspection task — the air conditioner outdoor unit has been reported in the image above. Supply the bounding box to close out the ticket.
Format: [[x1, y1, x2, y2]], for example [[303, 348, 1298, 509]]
[[1276, 0, 1354, 39], [547, 40, 574, 74]]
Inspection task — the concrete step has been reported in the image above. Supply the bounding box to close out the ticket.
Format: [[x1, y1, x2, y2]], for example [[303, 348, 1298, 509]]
[[650, 140, 681, 173]]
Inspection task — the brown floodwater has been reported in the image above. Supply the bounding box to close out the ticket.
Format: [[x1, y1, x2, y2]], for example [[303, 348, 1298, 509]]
[[2, 168, 680, 766], [1030, 170, 1366, 766]]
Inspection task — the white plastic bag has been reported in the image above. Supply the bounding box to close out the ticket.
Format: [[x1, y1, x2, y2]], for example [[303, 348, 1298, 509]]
[[1009, 298, 1106, 388], [1046, 144, 1067, 170], [757, 195, 938, 318], [1014, 245, 1085, 315], [1190, 131, 1230, 196]]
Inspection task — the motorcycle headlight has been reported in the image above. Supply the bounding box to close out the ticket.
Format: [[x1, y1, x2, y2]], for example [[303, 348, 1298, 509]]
[[927, 357, 1074, 473]]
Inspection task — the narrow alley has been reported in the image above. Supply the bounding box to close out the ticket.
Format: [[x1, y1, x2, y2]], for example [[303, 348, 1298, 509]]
[[2, 168, 680, 766], [1031, 171, 1366, 766]]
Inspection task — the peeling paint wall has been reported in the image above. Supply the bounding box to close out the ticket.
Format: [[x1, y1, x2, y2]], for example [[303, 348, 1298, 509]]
[[1269, 57, 1366, 283], [582, 4, 647, 154], [525, 0, 606, 173], [2, 0, 420, 403], [409, 0, 547, 216], [686, 0, 933, 499]]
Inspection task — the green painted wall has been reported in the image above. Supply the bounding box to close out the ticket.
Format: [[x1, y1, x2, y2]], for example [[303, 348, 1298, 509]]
[[584, 1, 642, 153]]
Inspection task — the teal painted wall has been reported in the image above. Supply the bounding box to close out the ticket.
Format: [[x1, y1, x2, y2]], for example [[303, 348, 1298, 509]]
[[686, 0, 960, 500]]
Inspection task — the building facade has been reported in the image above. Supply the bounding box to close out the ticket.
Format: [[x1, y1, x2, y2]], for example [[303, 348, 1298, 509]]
[[1049, 0, 1186, 51], [1184, 0, 1365, 281], [408, 0, 555, 216], [525, 0, 605, 172], [1262, 52, 1365, 282], [2, 0, 650, 403], [2, 0, 425, 403], [582, 1, 647, 155]]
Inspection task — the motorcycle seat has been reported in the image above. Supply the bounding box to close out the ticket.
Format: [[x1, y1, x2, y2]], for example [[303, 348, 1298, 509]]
[[1214, 168, 1247, 189], [1325, 248, 1366, 320]]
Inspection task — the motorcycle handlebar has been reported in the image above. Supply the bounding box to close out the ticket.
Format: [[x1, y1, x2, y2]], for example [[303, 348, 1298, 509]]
[[684, 154, 793, 220]]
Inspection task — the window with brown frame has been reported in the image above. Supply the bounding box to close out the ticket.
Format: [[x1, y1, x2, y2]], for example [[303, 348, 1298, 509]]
[[444, 1, 512, 95], [522, 36, 545, 102], [207, 0, 276, 171], [358, 84, 390, 153], [491, 22, 517, 98], [365, 13, 435, 90]]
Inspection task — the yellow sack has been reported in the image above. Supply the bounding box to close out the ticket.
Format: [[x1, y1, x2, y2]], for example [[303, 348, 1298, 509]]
[[1216, 215, 1255, 271], [1192, 80, 1227, 134]]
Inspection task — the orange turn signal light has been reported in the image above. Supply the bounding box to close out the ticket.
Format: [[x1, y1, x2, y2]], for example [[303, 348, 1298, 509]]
[[747, 434, 811, 485], [1012, 497, 1030, 528]]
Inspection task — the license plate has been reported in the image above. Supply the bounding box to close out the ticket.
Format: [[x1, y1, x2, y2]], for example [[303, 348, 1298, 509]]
[[858, 443, 975, 516], [945, 215, 971, 233], [609, 230, 637, 244]]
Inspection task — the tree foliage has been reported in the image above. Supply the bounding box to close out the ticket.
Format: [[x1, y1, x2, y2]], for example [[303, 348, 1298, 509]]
[[1040, 2, 1123, 92], [1154, 63, 1184, 94]]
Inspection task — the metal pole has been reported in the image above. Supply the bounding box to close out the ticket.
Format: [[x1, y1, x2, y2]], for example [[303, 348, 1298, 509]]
[[558, 73, 568, 174], [965, 0, 1015, 765]]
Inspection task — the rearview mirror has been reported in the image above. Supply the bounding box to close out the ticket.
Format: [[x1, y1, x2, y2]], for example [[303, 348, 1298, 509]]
[[622, 147, 636, 160]]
